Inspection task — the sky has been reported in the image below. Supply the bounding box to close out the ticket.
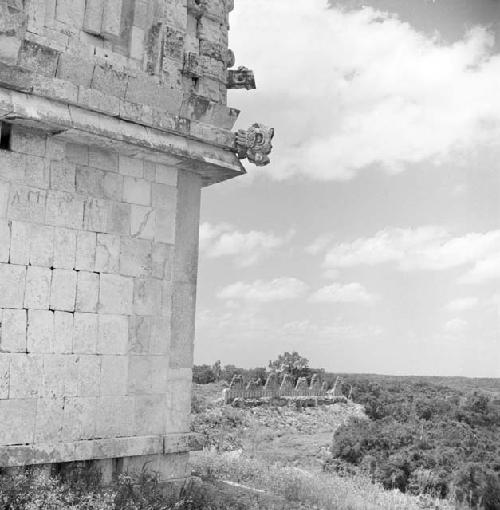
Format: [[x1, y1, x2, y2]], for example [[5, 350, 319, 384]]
[[194, 0, 500, 377]]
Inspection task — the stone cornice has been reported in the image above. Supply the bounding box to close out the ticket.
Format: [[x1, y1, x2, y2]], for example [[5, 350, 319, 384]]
[[0, 87, 245, 187]]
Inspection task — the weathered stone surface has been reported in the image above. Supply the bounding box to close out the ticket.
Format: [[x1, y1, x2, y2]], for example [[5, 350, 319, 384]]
[[99, 274, 133, 315], [0, 263, 26, 308], [50, 269, 77, 312], [24, 266, 52, 309], [1, 309, 27, 353], [97, 314, 128, 355]]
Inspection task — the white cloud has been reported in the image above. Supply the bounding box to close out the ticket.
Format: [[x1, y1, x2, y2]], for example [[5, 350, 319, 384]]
[[231, 1, 500, 181], [444, 318, 468, 334], [309, 282, 377, 304], [217, 277, 308, 303], [305, 234, 337, 255], [199, 222, 293, 267], [446, 297, 479, 312], [321, 226, 500, 284]]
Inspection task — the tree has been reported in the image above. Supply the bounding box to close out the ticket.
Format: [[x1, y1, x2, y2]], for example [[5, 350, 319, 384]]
[[269, 351, 310, 380], [212, 360, 222, 382]]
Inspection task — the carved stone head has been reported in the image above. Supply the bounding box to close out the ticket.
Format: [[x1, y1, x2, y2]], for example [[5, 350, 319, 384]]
[[236, 123, 275, 167]]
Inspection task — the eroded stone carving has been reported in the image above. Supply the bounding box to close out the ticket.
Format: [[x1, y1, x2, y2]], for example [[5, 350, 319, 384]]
[[227, 66, 256, 89], [236, 123, 274, 167]]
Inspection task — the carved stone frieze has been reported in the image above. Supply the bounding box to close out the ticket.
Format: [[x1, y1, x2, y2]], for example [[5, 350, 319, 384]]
[[227, 66, 256, 90]]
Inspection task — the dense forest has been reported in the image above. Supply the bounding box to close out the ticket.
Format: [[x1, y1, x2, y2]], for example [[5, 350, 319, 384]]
[[328, 376, 500, 509]]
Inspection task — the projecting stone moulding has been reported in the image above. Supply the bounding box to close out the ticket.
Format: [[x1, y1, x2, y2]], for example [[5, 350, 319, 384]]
[[0, 0, 272, 484]]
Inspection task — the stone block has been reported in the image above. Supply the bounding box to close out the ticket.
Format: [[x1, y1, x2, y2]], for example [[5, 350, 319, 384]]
[[18, 40, 59, 77], [82, 197, 109, 232], [27, 310, 54, 353], [165, 369, 192, 433], [76, 166, 104, 197], [161, 280, 173, 317], [8, 185, 47, 223], [46, 139, 66, 161], [133, 278, 162, 316], [150, 316, 170, 355], [24, 156, 50, 190], [92, 64, 128, 98], [129, 26, 145, 61], [24, 266, 52, 309], [53, 311, 74, 353], [76, 355, 100, 396], [50, 269, 77, 312], [128, 355, 152, 395], [152, 242, 173, 280], [135, 394, 164, 435], [53, 228, 77, 269], [102, 172, 123, 201], [100, 355, 128, 396], [152, 183, 177, 209], [83, 0, 104, 35], [89, 148, 118, 173], [95, 233, 120, 273], [95, 396, 134, 439], [29, 225, 54, 267], [56, 0, 86, 28], [173, 171, 201, 283], [143, 161, 156, 182], [99, 274, 133, 315], [78, 88, 120, 117], [0, 151, 26, 183], [107, 201, 130, 235], [101, 0, 123, 39], [0, 399, 36, 445], [0, 263, 26, 308], [154, 205, 176, 244], [123, 177, 151, 206], [151, 356, 169, 394], [50, 160, 76, 192], [9, 221, 30, 265], [10, 126, 46, 157], [32, 75, 79, 104], [120, 238, 152, 277], [34, 398, 64, 443], [125, 74, 161, 107], [73, 313, 98, 354], [170, 282, 196, 368], [75, 271, 99, 312], [0, 181, 9, 218], [41, 354, 67, 397], [61, 397, 97, 441], [1, 309, 27, 353], [57, 52, 95, 88], [119, 155, 144, 178], [9, 354, 44, 398], [46, 190, 84, 230], [66, 143, 89, 166], [0, 352, 8, 398], [97, 314, 128, 355], [128, 316, 151, 354], [130, 205, 155, 240], [75, 231, 96, 271], [0, 220, 10, 262]]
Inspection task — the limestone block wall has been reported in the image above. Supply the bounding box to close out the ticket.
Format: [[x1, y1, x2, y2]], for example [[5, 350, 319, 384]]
[[0, 0, 256, 482], [0, 123, 199, 475]]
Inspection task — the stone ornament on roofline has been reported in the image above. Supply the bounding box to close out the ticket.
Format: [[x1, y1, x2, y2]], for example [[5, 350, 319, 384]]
[[235, 123, 275, 167]]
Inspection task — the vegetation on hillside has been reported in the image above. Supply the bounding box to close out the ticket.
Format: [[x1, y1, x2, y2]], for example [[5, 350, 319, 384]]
[[327, 376, 500, 509]]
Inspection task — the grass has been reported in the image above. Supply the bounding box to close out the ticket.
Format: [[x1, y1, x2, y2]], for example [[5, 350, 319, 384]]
[[192, 451, 455, 510]]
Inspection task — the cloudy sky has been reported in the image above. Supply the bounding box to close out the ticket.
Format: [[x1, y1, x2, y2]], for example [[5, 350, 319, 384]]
[[195, 0, 500, 377]]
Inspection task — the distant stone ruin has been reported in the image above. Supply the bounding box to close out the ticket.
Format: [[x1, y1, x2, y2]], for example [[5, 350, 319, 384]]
[[223, 374, 348, 405], [0, 0, 273, 484]]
